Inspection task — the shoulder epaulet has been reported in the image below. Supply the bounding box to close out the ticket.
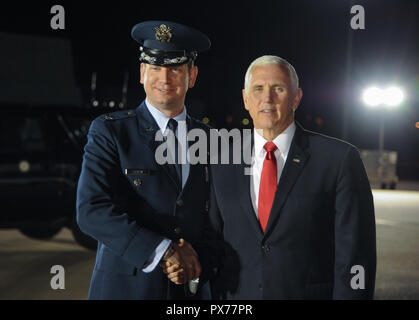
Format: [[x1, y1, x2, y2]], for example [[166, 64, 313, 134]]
[[190, 116, 213, 130], [100, 110, 136, 121]]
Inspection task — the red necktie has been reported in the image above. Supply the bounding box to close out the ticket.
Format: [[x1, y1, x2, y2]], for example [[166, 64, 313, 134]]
[[258, 142, 278, 232]]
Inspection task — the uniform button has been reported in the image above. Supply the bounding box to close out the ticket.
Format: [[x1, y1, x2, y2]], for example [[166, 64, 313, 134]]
[[176, 199, 184, 207], [262, 244, 271, 253], [174, 227, 182, 235], [133, 179, 142, 186]]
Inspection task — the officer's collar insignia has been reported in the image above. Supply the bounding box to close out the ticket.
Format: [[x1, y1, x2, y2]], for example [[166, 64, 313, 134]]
[[155, 24, 172, 43]]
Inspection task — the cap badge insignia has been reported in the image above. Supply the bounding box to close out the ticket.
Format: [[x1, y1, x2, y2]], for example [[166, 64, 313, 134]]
[[155, 24, 172, 43]]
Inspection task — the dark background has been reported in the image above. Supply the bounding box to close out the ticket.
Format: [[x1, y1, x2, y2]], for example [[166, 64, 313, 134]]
[[1, 0, 418, 179]]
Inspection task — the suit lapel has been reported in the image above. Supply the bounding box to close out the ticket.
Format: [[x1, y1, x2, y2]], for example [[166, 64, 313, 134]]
[[135, 102, 181, 193], [264, 123, 310, 237], [239, 131, 264, 239]]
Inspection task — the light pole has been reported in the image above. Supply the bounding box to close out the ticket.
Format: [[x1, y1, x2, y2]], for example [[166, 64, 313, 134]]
[[362, 86, 404, 151], [378, 112, 385, 152]]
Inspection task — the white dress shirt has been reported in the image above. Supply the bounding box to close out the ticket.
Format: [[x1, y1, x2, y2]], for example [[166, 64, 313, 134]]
[[143, 99, 190, 272], [250, 122, 296, 216]]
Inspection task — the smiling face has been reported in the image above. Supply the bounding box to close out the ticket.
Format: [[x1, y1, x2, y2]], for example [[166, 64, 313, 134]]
[[243, 64, 303, 140], [140, 62, 198, 117]]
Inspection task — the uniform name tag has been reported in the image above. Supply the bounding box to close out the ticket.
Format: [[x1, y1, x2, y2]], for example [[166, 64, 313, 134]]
[[124, 169, 153, 175]]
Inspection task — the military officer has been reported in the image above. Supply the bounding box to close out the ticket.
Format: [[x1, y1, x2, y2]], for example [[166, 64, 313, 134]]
[[76, 21, 218, 299]]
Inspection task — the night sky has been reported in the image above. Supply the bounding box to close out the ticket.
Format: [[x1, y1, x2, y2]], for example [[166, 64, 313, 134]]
[[1, 0, 418, 178]]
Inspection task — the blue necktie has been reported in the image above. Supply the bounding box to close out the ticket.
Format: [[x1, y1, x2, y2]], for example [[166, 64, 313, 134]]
[[167, 118, 182, 188]]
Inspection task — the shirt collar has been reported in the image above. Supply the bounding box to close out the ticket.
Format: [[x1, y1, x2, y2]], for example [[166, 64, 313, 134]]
[[145, 98, 187, 133], [254, 122, 296, 158]]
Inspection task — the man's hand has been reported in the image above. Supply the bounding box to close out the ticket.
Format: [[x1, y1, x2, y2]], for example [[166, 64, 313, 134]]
[[160, 239, 201, 284], [161, 261, 185, 284]]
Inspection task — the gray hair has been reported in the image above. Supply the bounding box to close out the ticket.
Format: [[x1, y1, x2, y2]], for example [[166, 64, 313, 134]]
[[244, 55, 299, 95]]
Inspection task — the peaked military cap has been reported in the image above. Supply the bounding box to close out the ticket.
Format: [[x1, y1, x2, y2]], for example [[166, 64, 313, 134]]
[[131, 20, 211, 66]]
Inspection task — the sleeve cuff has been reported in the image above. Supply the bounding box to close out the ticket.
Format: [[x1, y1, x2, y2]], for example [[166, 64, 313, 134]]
[[142, 239, 172, 273]]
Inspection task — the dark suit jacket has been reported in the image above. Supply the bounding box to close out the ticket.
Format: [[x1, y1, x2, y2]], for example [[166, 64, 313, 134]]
[[76, 101, 217, 299], [209, 123, 376, 299]]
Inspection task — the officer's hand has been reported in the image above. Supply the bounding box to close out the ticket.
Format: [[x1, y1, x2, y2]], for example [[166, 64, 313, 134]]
[[161, 261, 185, 285], [160, 247, 184, 285], [160, 239, 201, 284]]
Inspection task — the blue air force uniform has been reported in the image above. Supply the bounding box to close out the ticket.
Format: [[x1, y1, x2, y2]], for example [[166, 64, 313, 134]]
[[76, 21, 218, 299]]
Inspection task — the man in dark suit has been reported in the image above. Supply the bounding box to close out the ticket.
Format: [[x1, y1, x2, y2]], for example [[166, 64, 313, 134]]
[[76, 21, 217, 299], [208, 55, 377, 299]]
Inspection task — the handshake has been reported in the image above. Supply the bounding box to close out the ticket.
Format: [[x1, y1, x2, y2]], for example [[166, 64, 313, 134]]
[[159, 238, 201, 285]]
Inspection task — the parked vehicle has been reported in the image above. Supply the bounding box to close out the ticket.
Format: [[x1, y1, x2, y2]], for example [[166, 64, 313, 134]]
[[0, 105, 108, 250]]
